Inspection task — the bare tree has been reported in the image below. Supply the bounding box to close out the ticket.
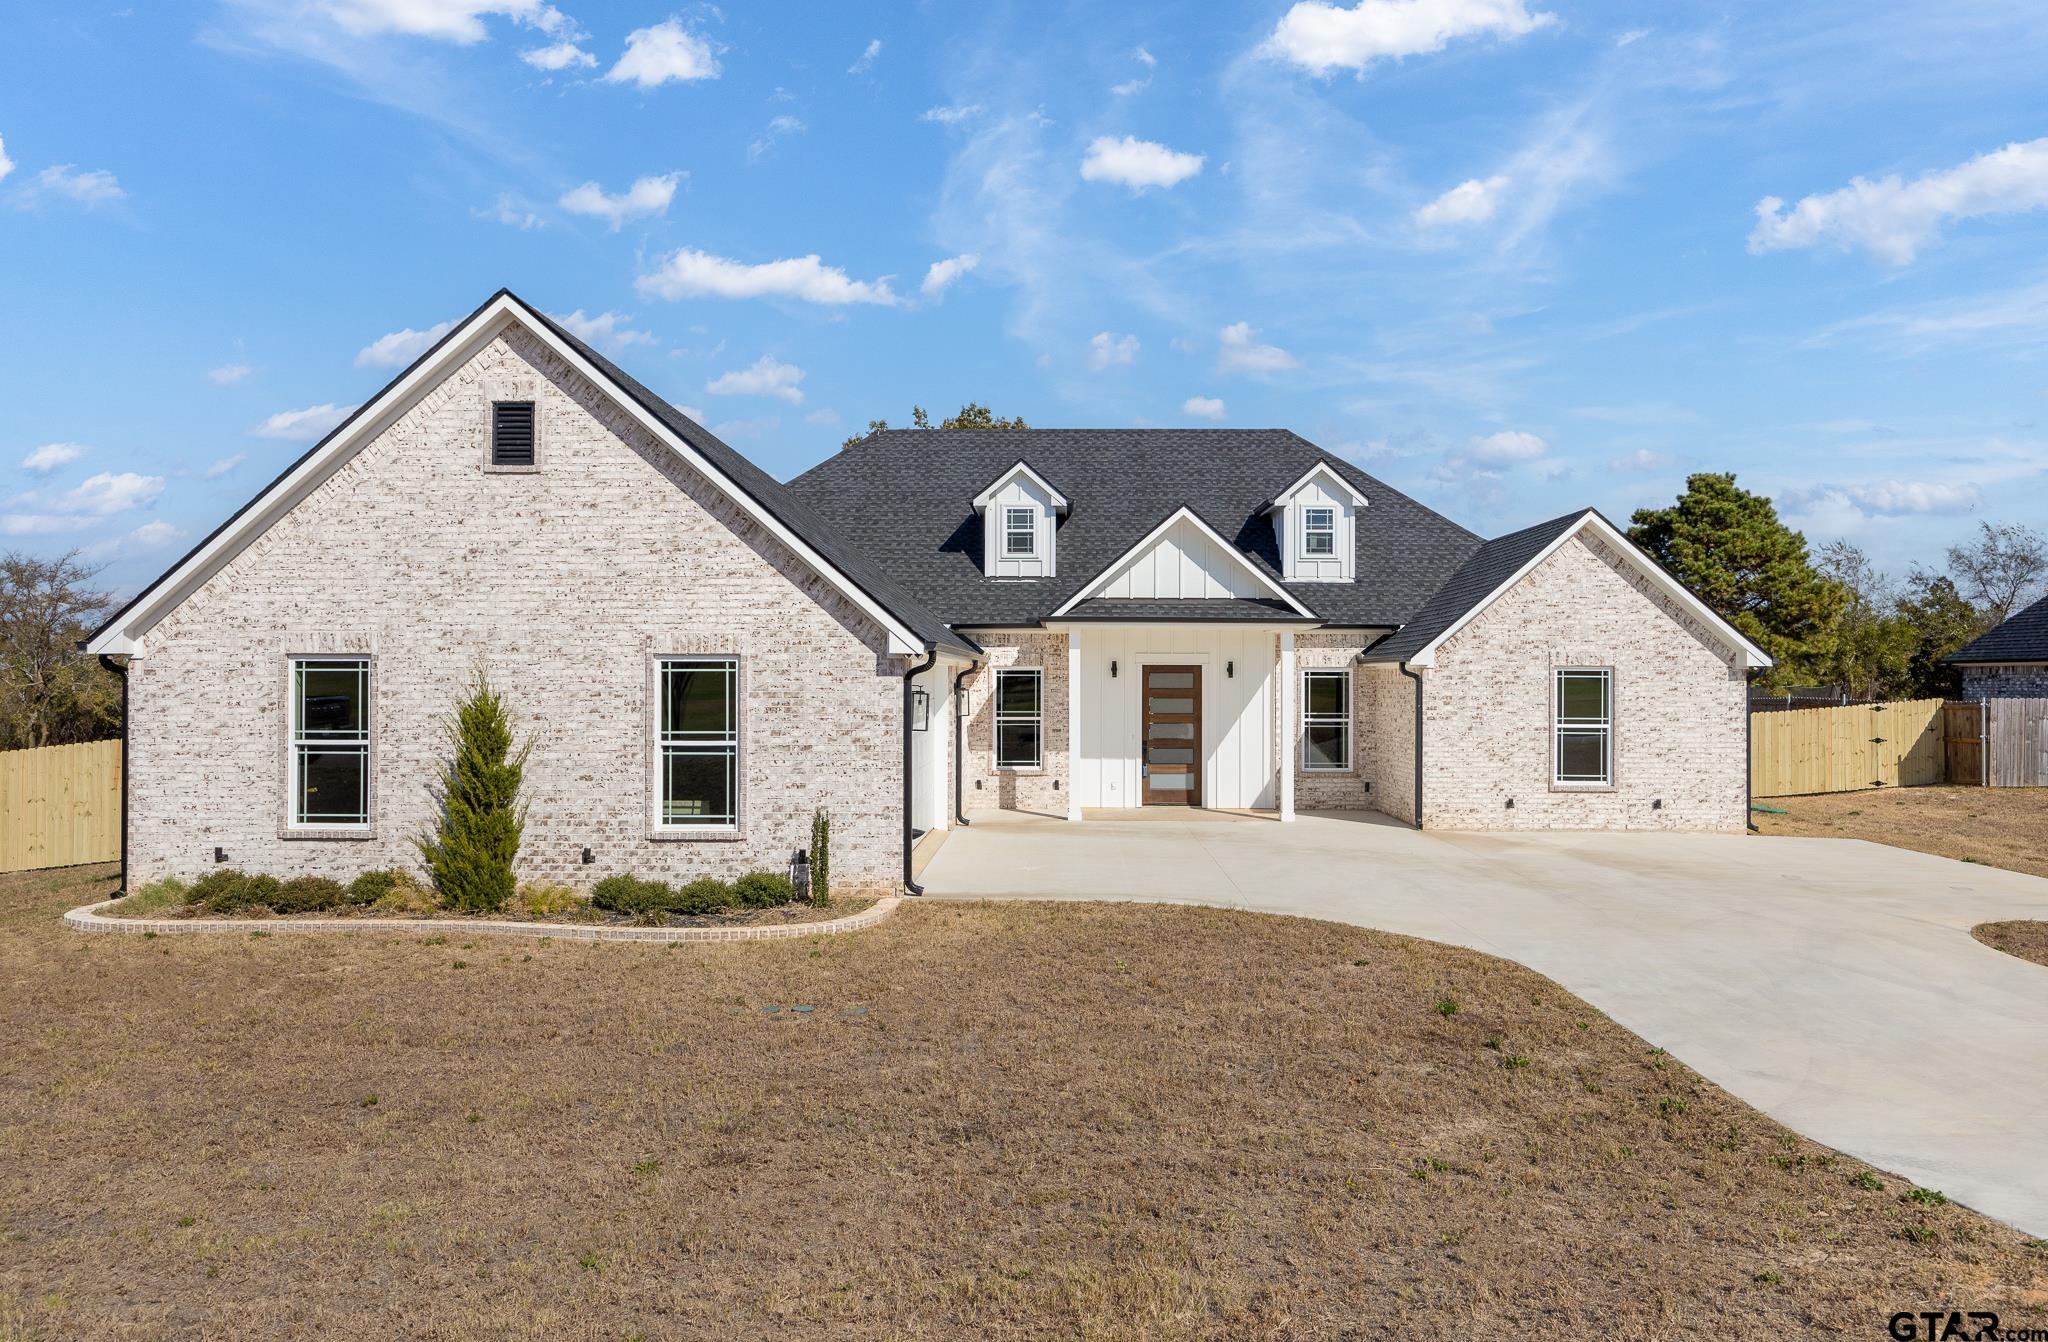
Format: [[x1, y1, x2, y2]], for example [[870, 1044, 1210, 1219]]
[[1945, 521, 2048, 624], [0, 551, 121, 750]]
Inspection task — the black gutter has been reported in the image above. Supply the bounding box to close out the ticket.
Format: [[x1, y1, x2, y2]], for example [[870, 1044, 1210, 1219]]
[[1398, 662, 1424, 830], [902, 646, 940, 895], [98, 655, 129, 892], [952, 663, 977, 828]]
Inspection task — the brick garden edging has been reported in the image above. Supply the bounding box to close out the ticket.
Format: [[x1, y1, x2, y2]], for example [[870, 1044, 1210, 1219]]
[[62, 896, 900, 944]]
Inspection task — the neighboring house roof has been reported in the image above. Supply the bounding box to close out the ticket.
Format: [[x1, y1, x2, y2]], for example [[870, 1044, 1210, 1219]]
[[1947, 593, 2048, 665], [786, 429, 1483, 628], [1360, 509, 1773, 670], [83, 290, 976, 661]]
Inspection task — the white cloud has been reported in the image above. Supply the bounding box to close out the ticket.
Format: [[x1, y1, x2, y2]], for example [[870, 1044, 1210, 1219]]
[[33, 165, 125, 207], [1088, 331, 1139, 370], [1608, 448, 1677, 472], [804, 407, 841, 427], [706, 355, 805, 403], [1112, 45, 1156, 96], [62, 471, 165, 515], [920, 104, 982, 126], [1467, 429, 1548, 463], [128, 520, 187, 548], [549, 308, 655, 352], [847, 38, 882, 74], [1786, 480, 1984, 517], [0, 133, 12, 184], [1080, 135, 1204, 191], [1263, 0, 1558, 76], [205, 453, 247, 479], [1750, 137, 2048, 266], [21, 442, 87, 474], [1182, 396, 1227, 420], [521, 40, 594, 70], [354, 320, 456, 368], [309, 0, 570, 42], [921, 253, 980, 299], [605, 19, 719, 88], [477, 192, 543, 229], [1217, 321, 1297, 374], [747, 116, 806, 161], [254, 403, 355, 440], [1615, 27, 1649, 46], [208, 363, 253, 386], [637, 248, 900, 306], [559, 172, 680, 229], [1414, 174, 1508, 227]]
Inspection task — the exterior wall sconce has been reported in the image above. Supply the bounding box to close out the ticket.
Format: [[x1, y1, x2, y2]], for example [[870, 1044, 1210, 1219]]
[[1226, 660, 1235, 678], [581, 846, 595, 865], [911, 687, 930, 731], [214, 846, 228, 864], [1110, 660, 1118, 678]]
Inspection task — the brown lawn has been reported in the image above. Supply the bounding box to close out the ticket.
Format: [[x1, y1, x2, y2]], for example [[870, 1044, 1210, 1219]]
[[4, 863, 2045, 1340], [1753, 785, 2048, 881], [1974, 920, 2048, 971]]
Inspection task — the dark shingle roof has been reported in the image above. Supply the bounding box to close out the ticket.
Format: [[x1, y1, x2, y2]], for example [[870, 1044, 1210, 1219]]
[[1061, 597, 1318, 622], [786, 430, 1482, 629], [1359, 511, 1591, 664], [1947, 593, 2048, 665]]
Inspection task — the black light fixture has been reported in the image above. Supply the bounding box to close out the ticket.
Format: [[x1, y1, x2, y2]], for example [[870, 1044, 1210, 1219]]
[[581, 846, 595, 865], [214, 846, 228, 864], [1226, 660, 1235, 678], [1110, 659, 1118, 678]]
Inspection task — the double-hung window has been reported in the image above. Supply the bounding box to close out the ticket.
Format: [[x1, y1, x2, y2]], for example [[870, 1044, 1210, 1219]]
[[1302, 668, 1352, 771], [1003, 506, 1037, 558], [1553, 668, 1613, 786], [290, 657, 370, 828], [993, 668, 1042, 769], [659, 657, 739, 828], [1302, 506, 1336, 557]]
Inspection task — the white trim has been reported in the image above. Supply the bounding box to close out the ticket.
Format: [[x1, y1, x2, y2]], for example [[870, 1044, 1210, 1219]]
[[1067, 631, 1083, 821], [1002, 505, 1038, 557], [1299, 506, 1337, 559], [1048, 507, 1318, 619], [1300, 666, 1353, 772], [85, 293, 927, 658], [973, 461, 1069, 513], [992, 666, 1044, 770], [1401, 511, 1773, 671], [1264, 461, 1367, 513], [1278, 631, 1296, 821]]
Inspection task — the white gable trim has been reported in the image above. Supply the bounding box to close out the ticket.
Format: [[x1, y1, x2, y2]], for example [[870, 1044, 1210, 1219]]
[[85, 292, 927, 657], [1263, 461, 1367, 513], [1048, 507, 1318, 619], [972, 461, 1069, 513], [1402, 511, 1773, 671]]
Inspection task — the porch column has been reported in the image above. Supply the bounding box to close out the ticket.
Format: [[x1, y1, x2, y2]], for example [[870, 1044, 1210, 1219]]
[[1278, 630, 1296, 821], [1067, 629, 1083, 821]]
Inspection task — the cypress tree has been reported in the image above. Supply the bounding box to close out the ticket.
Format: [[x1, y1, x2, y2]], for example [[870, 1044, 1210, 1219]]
[[417, 670, 529, 913], [808, 808, 831, 908]]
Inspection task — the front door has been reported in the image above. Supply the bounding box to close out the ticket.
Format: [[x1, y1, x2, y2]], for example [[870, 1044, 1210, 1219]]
[[1141, 665, 1202, 805]]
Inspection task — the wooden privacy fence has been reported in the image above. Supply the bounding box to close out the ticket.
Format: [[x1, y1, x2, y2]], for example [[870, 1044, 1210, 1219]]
[[1985, 698, 2048, 788], [1750, 698, 1945, 797], [0, 739, 122, 873]]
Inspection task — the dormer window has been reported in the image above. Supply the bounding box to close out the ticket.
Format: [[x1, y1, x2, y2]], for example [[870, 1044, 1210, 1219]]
[[1263, 461, 1366, 583], [972, 461, 1068, 579], [1302, 507, 1336, 557], [1004, 506, 1038, 557]]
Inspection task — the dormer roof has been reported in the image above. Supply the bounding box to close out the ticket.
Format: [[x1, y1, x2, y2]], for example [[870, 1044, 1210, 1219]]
[[971, 460, 1069, 514]]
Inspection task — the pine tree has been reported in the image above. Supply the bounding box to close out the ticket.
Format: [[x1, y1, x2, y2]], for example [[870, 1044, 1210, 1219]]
[[417, 670, 529, 913]]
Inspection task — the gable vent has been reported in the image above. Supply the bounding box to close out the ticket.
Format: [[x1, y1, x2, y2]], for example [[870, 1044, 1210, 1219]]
[[491, 400, 536, 467]]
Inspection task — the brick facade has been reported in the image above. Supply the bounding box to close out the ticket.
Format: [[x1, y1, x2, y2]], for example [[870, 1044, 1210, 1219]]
[[1960, 664, 2048, 698], [127, 327, 908, 894], [960, 631, 1069, 815], [1292, 631, 1376, 810]]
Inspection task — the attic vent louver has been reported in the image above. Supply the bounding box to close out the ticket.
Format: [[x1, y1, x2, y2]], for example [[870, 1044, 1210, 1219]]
[[491, 400, 536, 467]]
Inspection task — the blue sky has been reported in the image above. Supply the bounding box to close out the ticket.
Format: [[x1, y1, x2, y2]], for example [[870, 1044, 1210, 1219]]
[[5, 0, 2048, 599]]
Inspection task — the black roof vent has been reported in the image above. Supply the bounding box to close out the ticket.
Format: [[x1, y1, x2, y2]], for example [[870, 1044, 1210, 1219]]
[[491, 400, 536, 467]]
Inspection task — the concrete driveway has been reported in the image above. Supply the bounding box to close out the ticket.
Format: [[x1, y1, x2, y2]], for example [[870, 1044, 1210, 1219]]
[[919, 809, 2048, 1236]]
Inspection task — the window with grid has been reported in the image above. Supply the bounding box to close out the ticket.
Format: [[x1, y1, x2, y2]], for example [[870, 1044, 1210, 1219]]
[[993, 668, 1042, 768], [659, 658, 739, 828], [1301, 506, 1336, 557], [1302, 668, 1352, 771], [290, 658, 370, 827], [1553, 668, 1613, 785], [1003, 506, 1037, 557]]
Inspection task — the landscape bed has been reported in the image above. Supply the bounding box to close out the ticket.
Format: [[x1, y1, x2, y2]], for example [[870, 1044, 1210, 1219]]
[[5, 862, 2045, 1339]]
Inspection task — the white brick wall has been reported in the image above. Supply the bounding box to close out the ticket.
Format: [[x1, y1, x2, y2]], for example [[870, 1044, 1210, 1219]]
[[960, 632, 1069, 815], [128, 327, 909, 893], [1292, 631, 1376, 811], [1419, 533, 1747, 831], [1362, 665, 1417, 825]]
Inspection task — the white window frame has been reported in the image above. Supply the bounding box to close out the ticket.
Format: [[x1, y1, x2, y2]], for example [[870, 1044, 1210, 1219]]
[[1301, 506, 1337, 558], [993, 667, 1043, 770], [1301, 667, 1352, 772], [1003, 506, 1038, 558], [1553, 667, 1614, 787], [657, 656, 740, 831], [288, 656, 372, 830]]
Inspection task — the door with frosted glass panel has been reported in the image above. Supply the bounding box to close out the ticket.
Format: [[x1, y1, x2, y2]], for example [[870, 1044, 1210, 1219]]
[[1141, 665, 1201, 805]]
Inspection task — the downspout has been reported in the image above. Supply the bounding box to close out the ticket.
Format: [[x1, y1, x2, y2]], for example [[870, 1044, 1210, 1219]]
[[902, 645, 940, 896], [952, 663, 978, 828], [1398, 662, 1424, 830], [1745, 668, 1760, 832], [98, 654, 130, 892]]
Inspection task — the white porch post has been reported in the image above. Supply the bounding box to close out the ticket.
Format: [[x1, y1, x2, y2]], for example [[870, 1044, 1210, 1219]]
[[1278, 630, 1296, 822], [1067, 629, 1084, 821]]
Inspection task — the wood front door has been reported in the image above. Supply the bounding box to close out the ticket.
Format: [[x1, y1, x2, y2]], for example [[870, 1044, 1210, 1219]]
[[1141, 665, 1202, 805]]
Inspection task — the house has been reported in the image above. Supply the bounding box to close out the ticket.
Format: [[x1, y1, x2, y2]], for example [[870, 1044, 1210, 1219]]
[[83, 290, 1771, 896], [1947, 594, 2048, 697]]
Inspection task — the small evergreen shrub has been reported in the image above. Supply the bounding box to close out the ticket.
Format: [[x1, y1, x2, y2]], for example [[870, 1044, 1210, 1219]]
[[672, 877, 733, 916], [809, 808, 831, 908], [347, 870, 397, 906], [733, 871, 795, 908], [591, 875, 672, 917], [416, 670, 530, 914], [272, 875, 349, 915], [190, 869, 268, 914]]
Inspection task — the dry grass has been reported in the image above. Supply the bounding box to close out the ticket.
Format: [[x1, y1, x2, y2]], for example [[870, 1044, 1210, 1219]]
[[4, 863, 2046, 1340], [1754, 785, 2048, 880], [1974, 920, 2048, 970]]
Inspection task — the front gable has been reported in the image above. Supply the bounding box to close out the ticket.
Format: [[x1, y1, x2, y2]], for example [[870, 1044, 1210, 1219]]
[[1050, 507, 1317, 618]]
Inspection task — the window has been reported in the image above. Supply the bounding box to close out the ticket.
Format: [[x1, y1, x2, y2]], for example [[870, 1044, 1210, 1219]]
[[1003, 506, 1037, 558], [993, 668, 1042, 769], [491, 400, 536, 467], [290, 658, 370, 827], [1302, 506, 1336, 557], [659, 658, 739, 828], [1554, 668, 1613, 786], [1302, 668, 1351, 771]]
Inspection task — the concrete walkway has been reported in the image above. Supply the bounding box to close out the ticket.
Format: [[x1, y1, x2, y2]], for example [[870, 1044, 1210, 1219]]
[[920, 809, 2048, 1236]]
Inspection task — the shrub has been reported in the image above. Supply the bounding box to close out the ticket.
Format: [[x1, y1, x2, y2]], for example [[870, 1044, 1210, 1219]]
[[271, 876, 349, 915], [190, 869, 268, 914], [809, 808, 831, 907], [516, 882, 584, 919], [416, 670, 530, 914], [672, 877, 733, 916], [733, 871, 795, 909], [347, 870, 397, 907], [591, 875, 672, 917]]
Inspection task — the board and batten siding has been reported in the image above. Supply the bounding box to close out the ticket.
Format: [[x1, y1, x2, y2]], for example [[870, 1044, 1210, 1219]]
[[980, 475, 1058, 579], [1274, 474, 1356, 583], [1093, 515, 1268, 601]]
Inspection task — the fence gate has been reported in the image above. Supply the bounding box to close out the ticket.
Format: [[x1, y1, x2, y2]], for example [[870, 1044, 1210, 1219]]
[[1749, 698, 1946, 797], [1943, 701, 1986, 786]]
